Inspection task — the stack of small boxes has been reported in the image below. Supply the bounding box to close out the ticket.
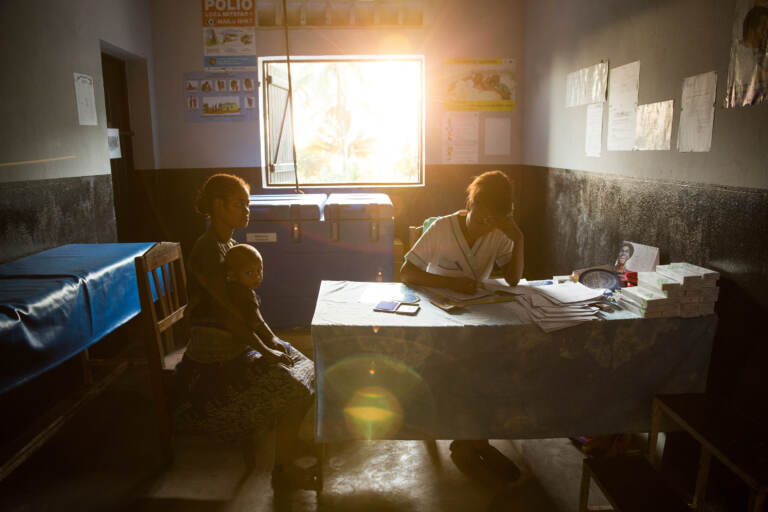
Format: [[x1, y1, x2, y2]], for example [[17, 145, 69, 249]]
[[617, 262, 719, 318]]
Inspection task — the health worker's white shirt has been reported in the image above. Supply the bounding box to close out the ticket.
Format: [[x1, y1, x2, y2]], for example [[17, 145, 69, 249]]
[[404, 211, 515, 282]]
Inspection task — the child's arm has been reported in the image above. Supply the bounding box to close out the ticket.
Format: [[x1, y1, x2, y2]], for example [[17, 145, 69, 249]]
[[227, 309, 292, 366]]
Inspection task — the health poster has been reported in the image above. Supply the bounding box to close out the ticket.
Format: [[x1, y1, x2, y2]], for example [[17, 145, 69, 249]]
[[184, 71, 258, 123], [443, 58, 516, 112], [202, 0, 257, 69]]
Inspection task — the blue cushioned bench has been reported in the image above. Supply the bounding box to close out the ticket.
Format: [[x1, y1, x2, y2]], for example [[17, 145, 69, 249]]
[[0, 243, 154, 394], [0, 242, 155, 482]]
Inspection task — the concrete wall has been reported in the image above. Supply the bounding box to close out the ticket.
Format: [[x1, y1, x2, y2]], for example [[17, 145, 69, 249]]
[[0, 0, 157, 261], [523, 0, 768, 190], [0, 0, 157, 184], [150, 0, 525, 170]]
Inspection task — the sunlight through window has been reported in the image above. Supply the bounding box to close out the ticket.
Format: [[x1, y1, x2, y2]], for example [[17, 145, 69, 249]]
[[260, 56, 424, 187]]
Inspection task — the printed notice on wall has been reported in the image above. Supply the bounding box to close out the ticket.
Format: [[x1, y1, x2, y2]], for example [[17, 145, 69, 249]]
[[184, 71, 259, 123], [443, 59, 516, 112], [74, 73, 97, 126], [442, 112, 479, 163], [585, 103, 603, 157], [566, 61, 608, 107], [634, 100, 673, 151], [678, 71, 717, 152], [725, 0, 768, 107], [607, 61, 640, 151], [484, 117, 511, 156], [202, 0, 257, 69]]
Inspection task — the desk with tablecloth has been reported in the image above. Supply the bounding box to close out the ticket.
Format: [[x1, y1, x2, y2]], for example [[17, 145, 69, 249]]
[[311, 281, 717, 442]]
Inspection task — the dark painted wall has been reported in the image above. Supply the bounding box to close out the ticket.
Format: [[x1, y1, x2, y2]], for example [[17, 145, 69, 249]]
[[0, 175, 117, 263], [514, 165, 768, 417]]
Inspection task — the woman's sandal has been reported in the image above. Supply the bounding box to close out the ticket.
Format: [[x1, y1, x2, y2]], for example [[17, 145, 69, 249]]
[[271, 458, 320, 491]]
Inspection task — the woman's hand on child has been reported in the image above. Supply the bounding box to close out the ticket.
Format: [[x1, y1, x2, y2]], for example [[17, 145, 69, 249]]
[[265, 348, 294, 367]]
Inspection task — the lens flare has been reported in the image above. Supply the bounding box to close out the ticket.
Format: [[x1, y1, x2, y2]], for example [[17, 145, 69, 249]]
[[324, 353, 436, 439], [343, 386, 403, 440]]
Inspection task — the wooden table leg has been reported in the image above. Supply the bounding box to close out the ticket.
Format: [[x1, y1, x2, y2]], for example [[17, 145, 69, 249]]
[[692, 447, 711, 511], [579, 460, 592, 512], [749, 489, 766, 512], [648, 398, 663, 469]]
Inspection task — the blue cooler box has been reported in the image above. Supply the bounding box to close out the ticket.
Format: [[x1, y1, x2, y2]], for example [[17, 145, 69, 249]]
[[233, 194, 328, 327], [233, 192, 394, 327], [323, 193, 394, 283]]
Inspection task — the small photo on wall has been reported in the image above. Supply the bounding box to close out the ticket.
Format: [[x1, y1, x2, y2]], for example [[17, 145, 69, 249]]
[[185, 80, 199, 92], [243, 77, 255, 91], [245, 96, 256, 109], [187, 96, 199, 111], [216, 79, 227, 92], [203, 96, 241, 116], [229, 79, 241, 92], [201, 79, 213, 92]]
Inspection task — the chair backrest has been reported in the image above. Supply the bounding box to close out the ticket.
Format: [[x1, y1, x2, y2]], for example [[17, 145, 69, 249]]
[[135, 242, 189, 443]]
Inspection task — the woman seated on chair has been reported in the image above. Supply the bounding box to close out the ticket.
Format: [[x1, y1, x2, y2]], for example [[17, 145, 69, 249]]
[[400, 170, 524, 480], [173, 173, 318, 490]]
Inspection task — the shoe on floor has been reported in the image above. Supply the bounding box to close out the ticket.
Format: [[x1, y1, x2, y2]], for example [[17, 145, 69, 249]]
[[450, 440, 520, 482]]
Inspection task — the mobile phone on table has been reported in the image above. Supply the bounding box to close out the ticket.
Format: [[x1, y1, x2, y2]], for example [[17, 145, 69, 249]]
[[374, 300, 400, 312], [395, 303, 420, 315]]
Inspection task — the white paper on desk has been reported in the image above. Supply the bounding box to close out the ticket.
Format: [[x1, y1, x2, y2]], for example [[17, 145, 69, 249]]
[[531, 282, 606, 304], [607, 61, 640, 151], [678, 71, 716, 152], [566, 62, 608, 107], [634, 100, 673, 151], [585, 103, 603, 157], [419, 285, 494, 302]]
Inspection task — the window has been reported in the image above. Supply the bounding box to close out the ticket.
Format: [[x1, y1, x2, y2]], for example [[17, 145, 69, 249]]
[[259, 55, 424, 188]]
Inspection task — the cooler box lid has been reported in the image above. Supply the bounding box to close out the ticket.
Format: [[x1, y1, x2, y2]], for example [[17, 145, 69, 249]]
[[248, 194, 327, 221], [324, 193, 394, 220]]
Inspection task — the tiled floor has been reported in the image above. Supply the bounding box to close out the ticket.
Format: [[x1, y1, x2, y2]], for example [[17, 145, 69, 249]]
[[0, 331, 609, 512]]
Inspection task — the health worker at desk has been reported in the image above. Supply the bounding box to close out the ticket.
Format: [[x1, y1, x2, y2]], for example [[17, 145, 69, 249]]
[[400, 170, 525, 481]]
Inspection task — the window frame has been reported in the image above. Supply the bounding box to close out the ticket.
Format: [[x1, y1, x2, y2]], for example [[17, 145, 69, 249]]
[[258, 54, 426, 189]]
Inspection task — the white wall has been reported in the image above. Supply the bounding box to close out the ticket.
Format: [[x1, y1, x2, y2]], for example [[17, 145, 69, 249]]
[[0, 0, 157, 184], [150, 0, 525, 169], [523, 0, 768, 190]]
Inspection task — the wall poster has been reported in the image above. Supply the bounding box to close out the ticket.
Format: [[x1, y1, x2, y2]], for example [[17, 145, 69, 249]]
[[725, 0, 768, 107], [443, 58, 516, 112], [184, 71, 258, 122], [202, 0, 257, 69]]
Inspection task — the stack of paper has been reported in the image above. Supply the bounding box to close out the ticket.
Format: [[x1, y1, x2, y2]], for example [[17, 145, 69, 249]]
[[503, 281, 605, 333], [617, 286, 680, 318], [655, 263, 719, 317]]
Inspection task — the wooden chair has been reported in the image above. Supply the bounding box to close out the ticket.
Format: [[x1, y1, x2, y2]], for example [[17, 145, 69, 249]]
[[135, 242, 255, 467]]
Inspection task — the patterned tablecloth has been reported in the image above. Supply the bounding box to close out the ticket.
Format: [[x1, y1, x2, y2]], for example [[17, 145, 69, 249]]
[[312, 281, 717, 441]]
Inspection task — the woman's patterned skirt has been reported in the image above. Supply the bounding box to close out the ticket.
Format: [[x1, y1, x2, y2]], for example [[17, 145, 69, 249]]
[[173, 336, 315, 441]]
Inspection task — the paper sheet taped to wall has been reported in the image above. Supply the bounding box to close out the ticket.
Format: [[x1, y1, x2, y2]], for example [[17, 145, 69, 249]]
[[607, 61, 640, 151], [678, 71, 717, 152], [442, 112, 479, 163], [634, 100, 673, 151], [566, 62, 608, 107], [585, 103, 603, 157]]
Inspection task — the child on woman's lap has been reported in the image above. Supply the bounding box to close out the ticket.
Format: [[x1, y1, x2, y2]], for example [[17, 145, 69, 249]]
[[224, 243, 294, 367]]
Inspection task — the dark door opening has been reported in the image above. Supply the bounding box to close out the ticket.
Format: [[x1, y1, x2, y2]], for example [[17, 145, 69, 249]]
[[102, 52, 141, 242]]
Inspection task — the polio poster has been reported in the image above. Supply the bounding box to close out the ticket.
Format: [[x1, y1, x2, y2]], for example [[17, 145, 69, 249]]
[[202, 0, 257, 69], [725, 0, 768, 107]]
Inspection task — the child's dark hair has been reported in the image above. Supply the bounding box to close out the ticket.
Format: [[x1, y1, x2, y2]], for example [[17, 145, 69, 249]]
[[466, 170, 513, 216], [225, 244, 262, 273], [195, 173, 250, 216]]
